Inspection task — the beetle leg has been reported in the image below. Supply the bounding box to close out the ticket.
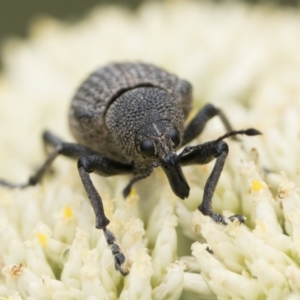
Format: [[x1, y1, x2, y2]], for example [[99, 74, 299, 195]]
[[0, 146, 62, 188], [182, 104, 235, 146], [77, 155, 134, 275], [0, 131, 99, 188], [77, 155, 134, 230], [179, 140, 245, 225], [0, 130, 134, 275], [43, 130, 64, 150], [122, 167, 153, 198]]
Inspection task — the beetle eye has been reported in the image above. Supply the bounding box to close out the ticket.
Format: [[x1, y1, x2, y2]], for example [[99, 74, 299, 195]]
[[140, 140, 155, 158], [169, 128, 180, 148]]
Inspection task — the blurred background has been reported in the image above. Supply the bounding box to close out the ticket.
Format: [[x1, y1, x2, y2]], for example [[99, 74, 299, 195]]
[[0, 0, 143, 70], [1, 0, 300, 66]]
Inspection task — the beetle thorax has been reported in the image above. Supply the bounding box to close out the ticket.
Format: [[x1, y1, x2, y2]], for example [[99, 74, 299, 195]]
[[105, 87, 184, 162]]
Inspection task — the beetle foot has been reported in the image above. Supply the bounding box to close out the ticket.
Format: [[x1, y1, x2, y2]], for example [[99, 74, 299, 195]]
[[0, 179, 30, 189], [210, 213, 245, 225], [210, 213, 228, 225], [114, 253, 129, 276], [103, 228, 129, 276], [228, 214, 245, 224]]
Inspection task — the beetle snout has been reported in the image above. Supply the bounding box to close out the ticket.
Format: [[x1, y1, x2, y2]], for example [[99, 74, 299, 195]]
[[161, 153, 190, 199]]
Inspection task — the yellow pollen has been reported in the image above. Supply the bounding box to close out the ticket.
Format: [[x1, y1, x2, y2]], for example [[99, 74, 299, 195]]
[[37, 233, 48, 246], [129, 187, 137, 197], [251, 179, 263, 192], [63, 204, 73, 219]]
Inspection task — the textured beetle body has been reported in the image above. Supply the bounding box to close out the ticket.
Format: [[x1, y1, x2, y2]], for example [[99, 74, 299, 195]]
[[69, 63, 192, 165], [0, 62, 261, 276]]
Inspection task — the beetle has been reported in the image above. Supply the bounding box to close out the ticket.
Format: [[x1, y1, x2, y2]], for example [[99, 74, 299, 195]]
[[0, 62, 260, 275]]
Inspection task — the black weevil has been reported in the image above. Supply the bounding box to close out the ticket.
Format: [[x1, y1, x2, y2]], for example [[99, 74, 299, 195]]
[[0, 62, 261, 275]]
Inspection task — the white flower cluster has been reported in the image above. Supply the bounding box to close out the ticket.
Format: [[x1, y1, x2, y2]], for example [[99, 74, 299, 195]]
[[1, 1, 300, 299]]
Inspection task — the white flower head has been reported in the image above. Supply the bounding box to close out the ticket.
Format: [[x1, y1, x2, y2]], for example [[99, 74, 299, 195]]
[[1, 1, 300, 299]]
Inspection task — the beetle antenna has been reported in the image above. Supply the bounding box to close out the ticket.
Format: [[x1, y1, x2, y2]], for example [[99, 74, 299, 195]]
[[215, 128, 262, 143]]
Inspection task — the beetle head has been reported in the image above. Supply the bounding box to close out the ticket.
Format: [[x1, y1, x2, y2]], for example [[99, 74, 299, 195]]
[[136, 120, 181, 159], [106, 87, 189, 198], [136, 120, 190, 199]]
